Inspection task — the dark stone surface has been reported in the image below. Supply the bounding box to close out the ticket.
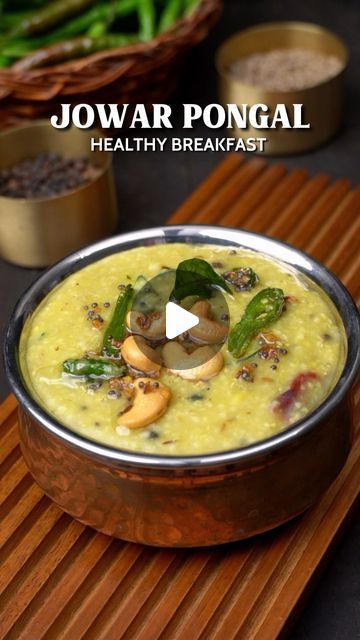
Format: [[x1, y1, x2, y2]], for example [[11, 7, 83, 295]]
[[0, 0, 359, 637]]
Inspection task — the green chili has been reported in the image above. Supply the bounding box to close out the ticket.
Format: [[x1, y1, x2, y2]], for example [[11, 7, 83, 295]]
[[228, 288, 285, 358], [102, 284, 134, 357], [2, 38, 41, 57], [3, 0, 138, 58], [8, 0, 97, 38], [0, 10, 31, 33], [63, 358, 127, 379], [87, 20, 108, 38], [0, 53, 11, 66], [137, 0, 155, 41], [13, 33, 139, 70], [184, 0, 202, 15], [158, 0, 182, 33], [46, 0, 137, 41], [3, 0, 47, 8]]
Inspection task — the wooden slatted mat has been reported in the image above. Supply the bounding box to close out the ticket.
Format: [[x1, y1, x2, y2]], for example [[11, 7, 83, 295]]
[[1, 154, 359, 640]]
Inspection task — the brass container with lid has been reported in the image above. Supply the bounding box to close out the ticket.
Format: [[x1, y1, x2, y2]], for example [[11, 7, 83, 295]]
[[216, 22, 348, 154], [0, 121, 117, 268]]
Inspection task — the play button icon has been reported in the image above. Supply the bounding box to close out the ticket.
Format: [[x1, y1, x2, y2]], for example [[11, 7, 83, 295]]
[[128, 268, 230, 370], [165, 302, 199, 340]]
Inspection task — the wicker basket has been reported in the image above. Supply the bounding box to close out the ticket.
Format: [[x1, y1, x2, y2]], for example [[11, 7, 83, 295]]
[[0, 0, 222, 128]]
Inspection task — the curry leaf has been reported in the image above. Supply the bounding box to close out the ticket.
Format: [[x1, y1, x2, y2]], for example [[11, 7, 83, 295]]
[[170, 258, 231, 302]]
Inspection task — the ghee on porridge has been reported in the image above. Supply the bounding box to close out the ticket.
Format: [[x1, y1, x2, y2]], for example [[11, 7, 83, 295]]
[[20, 243, 346, 455]]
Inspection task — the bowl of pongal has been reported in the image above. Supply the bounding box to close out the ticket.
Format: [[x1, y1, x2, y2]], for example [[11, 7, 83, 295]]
[[4, 226, 360, 547]]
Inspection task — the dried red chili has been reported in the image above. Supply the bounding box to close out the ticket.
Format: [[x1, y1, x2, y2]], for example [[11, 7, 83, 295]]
[[273, 371, 318, 418]]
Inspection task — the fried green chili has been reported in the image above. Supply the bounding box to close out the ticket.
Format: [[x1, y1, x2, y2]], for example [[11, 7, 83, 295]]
[[63, 358, 127, 379], [170, 258, 231, 302], [228, 288, 285, 358], [102, 284, 134, 357]]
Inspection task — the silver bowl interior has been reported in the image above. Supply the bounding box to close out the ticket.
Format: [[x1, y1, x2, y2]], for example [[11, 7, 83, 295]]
[[4, 225, 360, 471]]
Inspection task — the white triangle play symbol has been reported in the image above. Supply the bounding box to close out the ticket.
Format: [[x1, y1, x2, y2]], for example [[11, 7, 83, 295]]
[[165, 302, 199, 340]]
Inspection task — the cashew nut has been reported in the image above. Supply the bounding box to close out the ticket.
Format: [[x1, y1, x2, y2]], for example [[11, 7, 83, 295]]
[[126, 310, 166, 340], [117, 377, 171, 429], [121, 336, 161, 375], [188, 300, 228, 345], [190, 300, 211, 317], [162, 341, 223, 381]]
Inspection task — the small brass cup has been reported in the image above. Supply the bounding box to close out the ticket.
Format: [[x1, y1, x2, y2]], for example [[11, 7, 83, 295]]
[[0, 121, 117, 267], [216, 22, 348, 154]]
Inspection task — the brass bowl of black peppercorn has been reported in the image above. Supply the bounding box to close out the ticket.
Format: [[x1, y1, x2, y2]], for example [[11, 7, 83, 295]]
[[0, 121, 117, 268]]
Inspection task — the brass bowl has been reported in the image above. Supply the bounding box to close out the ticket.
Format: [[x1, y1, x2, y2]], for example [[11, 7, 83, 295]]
[[0, 121, 117, 268], [4, 226, 360, 547], [216, 22, 348, 154]]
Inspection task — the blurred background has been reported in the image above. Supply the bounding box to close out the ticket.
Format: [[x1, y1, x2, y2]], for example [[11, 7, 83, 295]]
[[0, 1, 359, 638], [116, 0, 360, 229]]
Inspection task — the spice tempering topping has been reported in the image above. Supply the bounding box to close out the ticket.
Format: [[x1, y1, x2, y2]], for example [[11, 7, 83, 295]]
[[222, 267, 258, 292]]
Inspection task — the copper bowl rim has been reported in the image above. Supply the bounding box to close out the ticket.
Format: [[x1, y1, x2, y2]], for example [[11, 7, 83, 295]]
[[4, 225, 360, 471]]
